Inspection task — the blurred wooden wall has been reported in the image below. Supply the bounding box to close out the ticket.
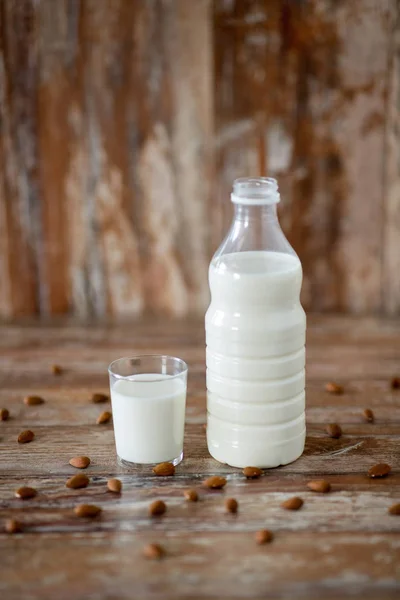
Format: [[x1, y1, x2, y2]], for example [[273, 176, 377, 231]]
[[0, 0, 399, 318]]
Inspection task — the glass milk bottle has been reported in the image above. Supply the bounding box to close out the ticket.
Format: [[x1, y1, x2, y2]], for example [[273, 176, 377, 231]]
[[206, 177, 306, 468]]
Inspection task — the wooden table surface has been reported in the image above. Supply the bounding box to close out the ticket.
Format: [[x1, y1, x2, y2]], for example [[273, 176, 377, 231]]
[[0, 316, 399, 600]]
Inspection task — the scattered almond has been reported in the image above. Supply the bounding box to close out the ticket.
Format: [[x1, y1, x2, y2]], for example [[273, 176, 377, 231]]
[[15, 486, 37, 500], [96, 411, 112, 424], [23, 395, 44, 406], [391, 376, 400, 390], [225, 498, 238, 513], [0, 408, 10, 421], [307, 480, 331, 493], [92, 393, 109, 403], [51, 364, 62, 375], [388, 503, 400, 515], [363, 408, 374, 423], [66, 474, 90, 489], [281, 496, 303, 511], [183, 489, 198, 502], [17, 430, 34, 444], [143, 543, 165, 559], [243, 466, 263, 479], [325, 382, 344, 394], [69, 456, 91, 469], [325, 423, 342, 439], [203, 476, 227, 489], [152, 462, 175, 476], [74, 504, 102, 518], [368, 463, 391, 478], [107, 478, 122, 493], [202, 423, 207, 431], [255, 529, 273, 544], [5, 518, 22, 533], [149, 500, 166, 516]]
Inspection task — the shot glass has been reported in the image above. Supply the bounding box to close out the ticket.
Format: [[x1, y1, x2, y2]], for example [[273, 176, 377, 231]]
[[108, 355, 188, 467]]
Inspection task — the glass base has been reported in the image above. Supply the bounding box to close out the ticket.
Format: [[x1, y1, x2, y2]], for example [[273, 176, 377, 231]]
[[117, 450, 183, 469]]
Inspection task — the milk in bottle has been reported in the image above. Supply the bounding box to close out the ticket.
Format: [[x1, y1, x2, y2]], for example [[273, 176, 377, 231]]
[[206, 178, 306, 468]]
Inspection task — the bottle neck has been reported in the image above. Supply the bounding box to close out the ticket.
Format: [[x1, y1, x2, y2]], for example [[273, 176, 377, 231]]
[[211, 177, 296, 260], [227, 203, 281, 252], [234, 203, 278, 223]]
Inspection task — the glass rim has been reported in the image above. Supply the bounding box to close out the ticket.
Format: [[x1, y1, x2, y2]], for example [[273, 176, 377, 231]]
[[231, 176, 280, 205], [108, 354, 188, 382]]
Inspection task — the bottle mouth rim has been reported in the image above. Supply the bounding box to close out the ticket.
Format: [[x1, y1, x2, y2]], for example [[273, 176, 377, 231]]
[[231, 177, 280, 205]]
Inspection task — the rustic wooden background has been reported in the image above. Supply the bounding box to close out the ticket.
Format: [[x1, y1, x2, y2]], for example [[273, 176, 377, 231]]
[[0, 0, 399, 318]]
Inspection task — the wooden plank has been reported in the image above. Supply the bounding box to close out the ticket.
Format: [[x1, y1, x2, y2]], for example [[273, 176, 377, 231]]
[[1, 482, 399, 533], [383, 1, 400, 315], [0, 148, 12, 316], [0, 422, 399, 476], [77, 0, 143, 317], [213, 0, 284, 250], [37, 0, 71, 313], [0, 313, 399, 343], [0, 315, 399, 381], [0, 0, 40, 316], [132, 0, 212, 316], [0, 532, 398, 600], [330, 0, 393, 313], [1, 470, 399, 494]]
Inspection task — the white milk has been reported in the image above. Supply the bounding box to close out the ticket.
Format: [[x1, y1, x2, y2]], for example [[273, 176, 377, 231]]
[[206, 251, 306, 468], [111, 374, 186, 464]]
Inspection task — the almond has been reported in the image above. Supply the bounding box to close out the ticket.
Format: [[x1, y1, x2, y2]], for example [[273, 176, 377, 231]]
[[368, 463, 391, 478], [281, 496, 303, 511], [23, 395, 44, 406], [96, 411, 112, 424], [74, 504, 102, 518], [243, 466, 263, 479], [149, 500, 166, 516], [15, 486, 37, 499], [152, 462, 175, 476], [307, 480, 331, 493], [51, 364, 62, 375], [388, 503, 400, 515], [202, 423, 207, 431], [225, 498, 238, 513], [363, 408, 374, 423], [325, 423, 342, 439], [17, 430, 34, 444], [391, 376, 400, 389], [107, 478, 122, 493], [69, 456, 91, 469], [0, 408, 10, 421], [183, 489, 198, 502], [5, 518, 22, 533], [91, 393, 109, 403], [203, 476, 227, 489], [143, 543, 165, 559], [325, 382, 344, 394], [66, 474, 90, 489], [255, 529, 273, 544]]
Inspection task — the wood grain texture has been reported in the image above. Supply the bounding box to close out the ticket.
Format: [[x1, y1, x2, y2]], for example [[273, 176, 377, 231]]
[[215, 0, 397, 313], [0, 315, 399, 599], [0, 0, 41, 316], [0, 0, 399, 318], [383, 0, 400, 315], [0, 0, 212, 318]]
